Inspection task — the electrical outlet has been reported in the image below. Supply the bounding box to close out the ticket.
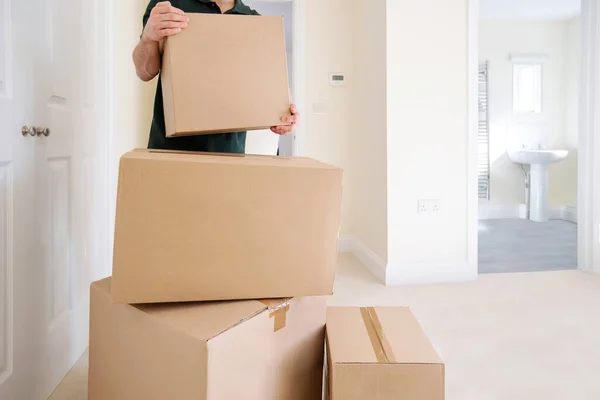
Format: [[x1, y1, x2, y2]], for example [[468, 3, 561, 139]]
[[418, 199, 441, 215]]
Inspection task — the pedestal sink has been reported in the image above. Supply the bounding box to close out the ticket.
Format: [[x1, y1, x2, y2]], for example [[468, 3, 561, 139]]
[[508, 149, 569, 222]]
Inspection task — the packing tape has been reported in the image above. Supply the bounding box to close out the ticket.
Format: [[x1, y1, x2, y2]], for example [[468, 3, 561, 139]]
[[360, 307, 397, 364], [260, 299, 291, 332]]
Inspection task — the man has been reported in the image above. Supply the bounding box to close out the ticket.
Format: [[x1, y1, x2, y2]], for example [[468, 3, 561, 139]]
[[133, 0, 299, 153]]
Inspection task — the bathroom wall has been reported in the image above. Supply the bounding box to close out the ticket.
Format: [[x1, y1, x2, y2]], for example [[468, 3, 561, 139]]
[[479, 18, 579, 210]]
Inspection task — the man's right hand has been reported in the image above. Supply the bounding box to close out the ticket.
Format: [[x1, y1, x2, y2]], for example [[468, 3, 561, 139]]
[[142, 1, 189, 43]]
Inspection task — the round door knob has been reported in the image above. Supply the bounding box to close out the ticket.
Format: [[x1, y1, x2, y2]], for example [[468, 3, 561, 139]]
[[35, 127, 50, 137], [21, 126, 35, 137]]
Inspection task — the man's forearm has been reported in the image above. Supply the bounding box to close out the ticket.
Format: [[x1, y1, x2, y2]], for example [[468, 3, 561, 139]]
[[133, 38, 162, 82]]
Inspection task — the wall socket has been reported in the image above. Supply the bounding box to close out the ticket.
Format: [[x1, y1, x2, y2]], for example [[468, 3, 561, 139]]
[[418, 199, 441, 215]]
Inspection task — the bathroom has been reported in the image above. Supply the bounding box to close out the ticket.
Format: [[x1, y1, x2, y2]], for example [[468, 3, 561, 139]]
[[477, 1, 580, 274]]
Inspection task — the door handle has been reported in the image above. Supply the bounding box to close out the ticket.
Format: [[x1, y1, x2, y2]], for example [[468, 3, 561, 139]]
[[21, 126, 35, 137], [35, 127, 50, 137]]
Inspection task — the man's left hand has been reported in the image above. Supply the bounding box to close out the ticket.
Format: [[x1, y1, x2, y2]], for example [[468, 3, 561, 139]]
[[271, 104, 299, 135]]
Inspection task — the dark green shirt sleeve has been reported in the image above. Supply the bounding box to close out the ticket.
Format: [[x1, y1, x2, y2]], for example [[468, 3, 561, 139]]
[[143, 0, 159, 28]]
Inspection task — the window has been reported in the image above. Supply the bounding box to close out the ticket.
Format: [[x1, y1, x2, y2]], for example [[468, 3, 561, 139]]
[[513, 64, 542, 114], [509, 54, 548, 115]]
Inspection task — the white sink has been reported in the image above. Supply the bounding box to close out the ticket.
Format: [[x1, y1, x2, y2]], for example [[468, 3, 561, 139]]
[[508, 149, 569, 165], [507, 148, 569, 223]]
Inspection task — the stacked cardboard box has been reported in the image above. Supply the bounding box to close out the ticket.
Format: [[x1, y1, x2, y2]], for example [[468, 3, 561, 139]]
[[88, 13, 445, 400]]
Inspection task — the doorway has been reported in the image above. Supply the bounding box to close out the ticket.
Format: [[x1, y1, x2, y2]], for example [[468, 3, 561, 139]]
[[476, 3, 581, 274], [470, 0, 600, 276], [244, 0, 298, 157]]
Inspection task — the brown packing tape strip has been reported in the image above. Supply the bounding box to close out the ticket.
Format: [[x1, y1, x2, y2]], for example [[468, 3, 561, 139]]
[[260, 299, 292, 332], [360, 307, 397, 364]]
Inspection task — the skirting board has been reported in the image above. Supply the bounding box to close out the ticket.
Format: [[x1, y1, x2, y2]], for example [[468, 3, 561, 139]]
[[479, 204, 577, 223], [338, 236, 477, 286]]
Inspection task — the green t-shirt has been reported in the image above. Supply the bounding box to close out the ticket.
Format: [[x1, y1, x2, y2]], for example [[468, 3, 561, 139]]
[[142, 0, 260, 154]]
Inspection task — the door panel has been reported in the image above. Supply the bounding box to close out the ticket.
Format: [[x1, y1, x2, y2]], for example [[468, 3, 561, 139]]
[[48, 158, 71, 321], [0, 0, 41, 397]]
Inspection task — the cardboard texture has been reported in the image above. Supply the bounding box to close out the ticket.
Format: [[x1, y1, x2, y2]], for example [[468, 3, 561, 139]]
[[161, 13, 291, 137], [325, 307, 445, 400], [88, 278, 327, 400], [111, 149, 343, 304]]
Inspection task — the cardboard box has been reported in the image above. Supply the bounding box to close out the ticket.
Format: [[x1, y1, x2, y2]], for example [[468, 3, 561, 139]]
[[88, 278, 327, 400], [112, 149, 343, 304], [161, 13, 290, 137], [325, 307, 445, 400]]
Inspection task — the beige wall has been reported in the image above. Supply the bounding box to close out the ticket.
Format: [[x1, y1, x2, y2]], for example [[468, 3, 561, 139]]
[[346, 0, 388, 262], [302, 0, 355, 237], [112, 0, 155, 162], [479, 18, 579, 208], [386, 0, 469, 266]]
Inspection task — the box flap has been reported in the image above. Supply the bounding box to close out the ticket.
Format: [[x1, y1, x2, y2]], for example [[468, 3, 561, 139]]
[[93, 278, 290, 342], [123, 149, 341, 170], [326, 307, 442, 365]]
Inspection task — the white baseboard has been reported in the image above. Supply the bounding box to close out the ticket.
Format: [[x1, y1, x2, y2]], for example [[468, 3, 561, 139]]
[[479, 204, 577, 223], [338, 236, 476, 286], [338, 236, 386, 283], [386, 262, 477, 286], [550, 206, 577, 223], [479, 204, 527, 219]]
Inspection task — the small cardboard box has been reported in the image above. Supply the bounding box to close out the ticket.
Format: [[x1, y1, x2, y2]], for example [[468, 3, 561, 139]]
[[88, 278, 327, 400], [325, 307, 445, 400], [161, 13, 290, 137], [112, 149, 343, 304]]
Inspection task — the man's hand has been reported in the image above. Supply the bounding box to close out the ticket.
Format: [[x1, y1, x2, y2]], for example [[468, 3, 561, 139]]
[[142, 1, 189, 44], [271, 104, 299, 135]]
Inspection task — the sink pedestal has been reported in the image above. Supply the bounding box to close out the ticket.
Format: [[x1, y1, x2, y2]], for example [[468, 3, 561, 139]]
[[529, 164, 549, 222]]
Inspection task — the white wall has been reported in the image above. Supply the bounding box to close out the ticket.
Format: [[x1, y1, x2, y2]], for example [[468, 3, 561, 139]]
[[479, 18, 579, 209], [385, 0, 470, 281]]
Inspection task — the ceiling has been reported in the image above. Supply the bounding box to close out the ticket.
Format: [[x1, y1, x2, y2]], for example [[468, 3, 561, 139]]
[[480, 0, 581, 20]]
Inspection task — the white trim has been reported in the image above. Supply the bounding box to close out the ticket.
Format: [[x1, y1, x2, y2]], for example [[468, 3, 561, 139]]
[[479, 204, 527, 219], [579, 0, 600, 275], [386, 262, 476, 286], [467, 0, 479, 283], [338, 236, 476, 286], [552, 206, 578, 223], [479, 204, 577, 222], [338, 236, 386, 284], [106, 0, 116, 280]]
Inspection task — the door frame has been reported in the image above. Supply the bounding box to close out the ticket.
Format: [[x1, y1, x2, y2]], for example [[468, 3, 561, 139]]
[[467, 0, 600, 275]]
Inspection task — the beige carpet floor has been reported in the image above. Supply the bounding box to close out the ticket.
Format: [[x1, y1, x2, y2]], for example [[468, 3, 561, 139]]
[[49, 253, 600, 400]]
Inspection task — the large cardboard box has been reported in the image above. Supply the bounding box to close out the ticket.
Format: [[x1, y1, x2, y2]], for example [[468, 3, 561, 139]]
[[325, 307, 445, 400], [88, 278, 327, 400], [112, 149, 343, 304], [161, 13, 290, 137]]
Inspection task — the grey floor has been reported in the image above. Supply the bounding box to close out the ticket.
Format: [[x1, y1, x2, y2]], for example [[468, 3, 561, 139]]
[[478, 218, 577, 274]]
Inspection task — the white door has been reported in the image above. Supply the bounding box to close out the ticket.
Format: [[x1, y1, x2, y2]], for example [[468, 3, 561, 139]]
[[0, 0, 110, 398], [0, 0, 44, 398]]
